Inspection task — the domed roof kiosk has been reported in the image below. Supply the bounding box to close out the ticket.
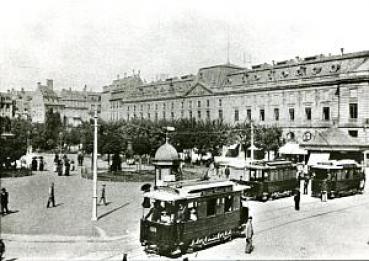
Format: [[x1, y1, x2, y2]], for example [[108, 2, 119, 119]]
[[153, 138, 181, 188]]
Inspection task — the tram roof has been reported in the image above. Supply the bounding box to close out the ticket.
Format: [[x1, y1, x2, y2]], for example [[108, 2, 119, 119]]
[[144, 180, 250, 202], [246, 160, 294, 169], [311, 160, 360, 169]]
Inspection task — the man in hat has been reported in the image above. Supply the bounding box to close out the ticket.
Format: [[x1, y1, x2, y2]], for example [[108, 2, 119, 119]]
[[0, 188, 9, 215], [99, 184, 107, 206], [245, 216, 254, 254], [47, 183, 56, 208], [31, 157, 38, 171]]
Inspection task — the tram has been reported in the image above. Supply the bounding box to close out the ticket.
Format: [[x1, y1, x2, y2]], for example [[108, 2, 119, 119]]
[[140, 180, 250, 256], [233, 160, 298, 201], [309, 160, 365, 198]]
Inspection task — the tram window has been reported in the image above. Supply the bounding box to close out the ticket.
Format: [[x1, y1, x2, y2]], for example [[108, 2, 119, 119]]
[[224, 196, 233, 213], [263, 171, 269, 181], [207, 198, 217, 216]]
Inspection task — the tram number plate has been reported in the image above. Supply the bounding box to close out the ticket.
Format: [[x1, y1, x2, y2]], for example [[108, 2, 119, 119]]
[[149, 226, 157, 233]]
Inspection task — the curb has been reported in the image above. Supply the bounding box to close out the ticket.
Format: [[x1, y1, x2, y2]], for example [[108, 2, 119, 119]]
[[1, 233, 131, 243]]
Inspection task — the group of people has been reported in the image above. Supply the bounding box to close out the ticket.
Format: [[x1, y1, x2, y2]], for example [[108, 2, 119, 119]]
[[31, 156, 45, 171], [53, 154, 75, 176], [202, 163, 231, 181]]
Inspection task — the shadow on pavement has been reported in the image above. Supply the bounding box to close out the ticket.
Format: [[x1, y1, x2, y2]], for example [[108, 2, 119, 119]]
[[98, 202, 130, 220]]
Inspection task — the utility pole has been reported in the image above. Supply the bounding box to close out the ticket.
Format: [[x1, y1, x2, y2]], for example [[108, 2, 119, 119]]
[[91, 110, 98, 221], [250, 121, 254, 162]]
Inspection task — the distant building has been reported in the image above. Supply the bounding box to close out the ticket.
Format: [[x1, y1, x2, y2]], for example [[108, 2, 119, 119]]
[[0, 91, 16, 119], [31, 79, 64, 123], [101, 73, 144, 121], [60, 85, 101, 127], [102, 49, 369, 161]]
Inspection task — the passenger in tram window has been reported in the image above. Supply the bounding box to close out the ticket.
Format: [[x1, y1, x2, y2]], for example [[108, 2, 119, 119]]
[[160, 211, 171, 223], [189, 208, 198, 221], [176, 203, 188, 223]]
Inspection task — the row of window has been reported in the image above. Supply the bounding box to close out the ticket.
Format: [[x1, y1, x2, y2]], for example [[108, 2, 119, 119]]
[[234, 103, 358, 122], [123, 99, 223, 112], [114, 103, 359, 123]]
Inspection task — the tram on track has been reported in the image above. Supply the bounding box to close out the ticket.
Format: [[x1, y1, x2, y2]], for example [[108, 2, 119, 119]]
[[232, 160, 298, 201], [309, 160, 365, 199], [140, 180, 250, 256]]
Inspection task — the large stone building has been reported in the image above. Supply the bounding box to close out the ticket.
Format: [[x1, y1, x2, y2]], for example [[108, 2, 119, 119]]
[[0, 88, 32, 120], [0, 91, 16, 119], [102, 49, 369, 161]]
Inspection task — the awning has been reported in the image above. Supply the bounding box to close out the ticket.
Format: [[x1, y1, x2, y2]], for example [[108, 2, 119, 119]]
[[307, 153, 330, 166], [279, 143, 308, 155]]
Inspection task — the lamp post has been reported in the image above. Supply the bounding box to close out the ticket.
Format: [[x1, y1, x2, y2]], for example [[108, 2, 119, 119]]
[[91, 110, 98, 221], [59, 132, 63, 154]]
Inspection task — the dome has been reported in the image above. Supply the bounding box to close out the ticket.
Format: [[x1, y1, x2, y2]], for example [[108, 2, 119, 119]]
[[155, 142, 179, 161]]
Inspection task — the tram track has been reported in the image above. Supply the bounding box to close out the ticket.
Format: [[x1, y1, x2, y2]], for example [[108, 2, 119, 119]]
[[255, 197, 369, 234]]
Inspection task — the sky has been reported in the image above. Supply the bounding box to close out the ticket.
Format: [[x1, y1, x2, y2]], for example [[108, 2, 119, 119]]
[[1, 0, 369, 92]]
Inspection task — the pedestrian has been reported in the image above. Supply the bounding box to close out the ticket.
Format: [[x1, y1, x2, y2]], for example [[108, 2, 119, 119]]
[[0, 239, 5, 260], [99, 184, 107, 206], [70, 160, 75, 171], [53, 154, 59, 172], [57, 160, 63, 176], [294, 189, 300, 211], [303, 178, 309, 195], [0, 188, 9, 215], [225, 165, 230, 180], [321, 179, 328, 202], [39, 156, 44, 171], [80, 153, 84, 166], [245, 216, 254, 254], [77, 152, 82, 166], [46, 183, 56, 208], [64, 158, 70, 176], [31, 157, 38, 171]]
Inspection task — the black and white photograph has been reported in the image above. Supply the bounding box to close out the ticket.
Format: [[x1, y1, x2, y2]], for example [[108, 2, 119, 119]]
[[1, 0, 369, 260]]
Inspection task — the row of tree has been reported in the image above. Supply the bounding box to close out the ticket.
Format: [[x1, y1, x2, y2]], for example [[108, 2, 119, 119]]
[[0, 110, 284, 164]]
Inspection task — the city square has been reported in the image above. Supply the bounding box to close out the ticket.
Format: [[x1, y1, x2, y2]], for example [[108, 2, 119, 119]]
[[2, 0, 369, 260]]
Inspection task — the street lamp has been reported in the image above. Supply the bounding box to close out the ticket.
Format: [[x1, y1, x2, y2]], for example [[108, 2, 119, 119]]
[[59, 132, 63, 154], [91, 110, 98, 221]]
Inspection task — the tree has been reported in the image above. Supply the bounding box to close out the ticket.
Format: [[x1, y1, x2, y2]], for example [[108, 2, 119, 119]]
[[42, 109, 63, 150], [0, 117, 31, 168]]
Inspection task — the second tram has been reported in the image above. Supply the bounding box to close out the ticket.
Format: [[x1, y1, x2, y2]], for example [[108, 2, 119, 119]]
[[233, 160, 298, 201], [309, 160, 365, 199]]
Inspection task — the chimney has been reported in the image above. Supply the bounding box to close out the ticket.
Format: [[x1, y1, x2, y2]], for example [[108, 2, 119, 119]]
[[340, 48, 344, 55], [47, 79, 53, 89]]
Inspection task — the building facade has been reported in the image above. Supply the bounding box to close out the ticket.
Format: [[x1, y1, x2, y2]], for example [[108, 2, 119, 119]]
[[30, 79, 65, 123], [103, 50, 369, 148], [60, 85, 101, 127], [0, 91, 16, 119]]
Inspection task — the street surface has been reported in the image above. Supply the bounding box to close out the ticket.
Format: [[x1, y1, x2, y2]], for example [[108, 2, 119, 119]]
[[1, 156, 369, 260]]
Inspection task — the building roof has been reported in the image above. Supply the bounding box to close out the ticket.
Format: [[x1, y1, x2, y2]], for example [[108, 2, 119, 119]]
[[301, 127, 367, 151], [108, 50, 369, 103], [154, 141, 179, 162]]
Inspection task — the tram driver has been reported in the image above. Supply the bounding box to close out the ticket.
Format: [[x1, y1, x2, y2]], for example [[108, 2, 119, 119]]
[[145, 200, 164, 222]]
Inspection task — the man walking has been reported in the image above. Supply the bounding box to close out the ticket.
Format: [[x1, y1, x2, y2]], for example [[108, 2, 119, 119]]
[[0, 188, 9, 215], [99, 184, 107, 206], [245, 216, 254, 254], [47, 183, 56, 208], [294, 189, 300, 211]]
